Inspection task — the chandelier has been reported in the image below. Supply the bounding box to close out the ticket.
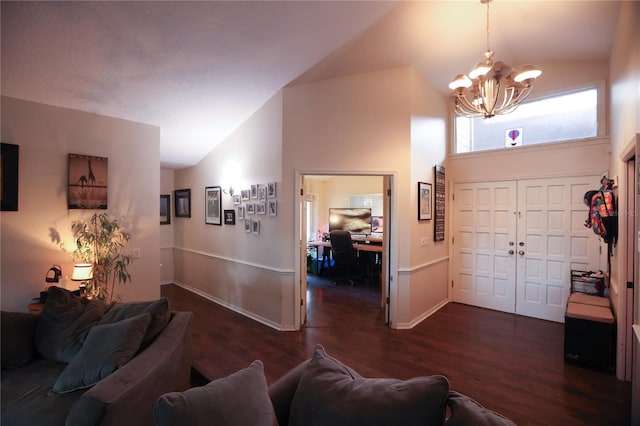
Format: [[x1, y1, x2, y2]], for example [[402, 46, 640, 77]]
[[449, 0, 541, 119]]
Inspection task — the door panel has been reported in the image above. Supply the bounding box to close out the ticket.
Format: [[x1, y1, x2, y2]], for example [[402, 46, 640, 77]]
[[453, 176, 601, 323], [453, 181, 517, 313], [516, 177, 601, 322]]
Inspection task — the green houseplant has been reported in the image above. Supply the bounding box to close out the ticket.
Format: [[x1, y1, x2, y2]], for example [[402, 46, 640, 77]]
[[70, 212, 132, 303]]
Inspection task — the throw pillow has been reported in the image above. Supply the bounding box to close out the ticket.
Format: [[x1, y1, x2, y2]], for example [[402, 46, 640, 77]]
[[35, 286, 108, 363], [153, 360, 277, 426], [445, 391, 516, 426], [50, 312, 152, 394], [1, 311, 38, 369], [98, 297, 170, 347], [288, 344, 450, 426]]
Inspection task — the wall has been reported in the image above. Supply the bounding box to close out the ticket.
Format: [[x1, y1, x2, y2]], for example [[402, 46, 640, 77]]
[[172, 92, 290, 329], [607, 0, 640, 407], [284, 66, 449, 328], [1, 96, 161, 311], [160, 168, 174, 284]]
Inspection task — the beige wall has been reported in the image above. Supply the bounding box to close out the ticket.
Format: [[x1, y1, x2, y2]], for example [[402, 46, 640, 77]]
[[160, 168, 174, 284], [1, 96, 161, 311], [608, 0, 640, 403]]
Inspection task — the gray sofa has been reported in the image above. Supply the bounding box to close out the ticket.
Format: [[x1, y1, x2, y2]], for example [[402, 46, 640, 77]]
[[153, 344, 515, 426], [1, 286, 192, 426]]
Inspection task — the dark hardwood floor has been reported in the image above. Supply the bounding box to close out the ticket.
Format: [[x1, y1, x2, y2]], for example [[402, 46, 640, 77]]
[[161, 276, 631, 426]]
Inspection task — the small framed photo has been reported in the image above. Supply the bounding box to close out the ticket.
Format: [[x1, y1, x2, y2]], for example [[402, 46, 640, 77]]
[[252, 219, 260, 235], [237, 205, 245, 220], [241, 189, 250, 201], [267, 182, 277, 198], [1, 143, 19, 211], [256, 202, 266, 215], [68, 153, 108, 209], [232, 194, 241, 205], [250, 184, 258, 199], [160, 194, 171, 225], [418, 181, 432, 221], [244, 219, 252, 233], [246, 203, 255, 214], [205, 186, 222, 225], [174, 189, 191, 218], [224, 209, 236, 225], [268, 200, 277, 216], [258, 185, 267, 201]]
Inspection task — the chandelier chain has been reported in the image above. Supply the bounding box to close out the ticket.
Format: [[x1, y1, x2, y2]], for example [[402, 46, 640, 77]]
[[485, 0, 491, 54]]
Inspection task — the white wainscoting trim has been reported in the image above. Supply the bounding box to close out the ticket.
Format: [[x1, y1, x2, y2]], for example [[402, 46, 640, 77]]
[[173, 245, 295, 274], [169, 281, 295, 331], [397, 256, 449, 274]]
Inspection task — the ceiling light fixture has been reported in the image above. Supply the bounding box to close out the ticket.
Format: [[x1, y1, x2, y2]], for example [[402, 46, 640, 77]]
[[449, 0, 541, 119]]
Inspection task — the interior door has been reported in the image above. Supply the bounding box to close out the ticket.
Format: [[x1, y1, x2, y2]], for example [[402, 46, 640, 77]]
[[515, 176, 601, 322], [299, 178, 308, 327], [452, 181, 517, 313]]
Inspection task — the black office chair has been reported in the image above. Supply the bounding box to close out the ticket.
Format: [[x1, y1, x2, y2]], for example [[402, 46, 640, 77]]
[[329, 230, 360, 286]]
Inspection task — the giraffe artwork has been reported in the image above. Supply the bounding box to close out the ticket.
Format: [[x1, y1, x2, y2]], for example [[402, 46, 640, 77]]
[[68, 153, 108, 209]]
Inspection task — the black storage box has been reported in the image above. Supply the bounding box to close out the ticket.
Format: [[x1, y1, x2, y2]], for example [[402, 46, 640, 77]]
[[564, 302, 615, 374]]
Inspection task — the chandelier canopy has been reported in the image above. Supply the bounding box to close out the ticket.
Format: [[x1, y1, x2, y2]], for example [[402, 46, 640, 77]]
[[449, 0, 541, 119]]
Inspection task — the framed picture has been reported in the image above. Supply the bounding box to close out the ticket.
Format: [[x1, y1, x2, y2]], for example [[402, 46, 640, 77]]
[[418, 181, 432, 220], [160, 194, 171, 225], [267, 182, 277, 198], [256, 202, 266, 215], [224, 209, 236, 225], [237, 205, 245, 220], [205, 186, 222, 225], [252, 219, 260, 235], [258, 185, 267, 200], [244, 218, 252, 233], [250, 184, 258, 199], [1, 143, 19, 211], [246, 203, 255, 214], [175, 188, 191, 218], [268, 200, 277, 216], [241, 189, 250, 201], [232, 194, 241, 205], [68, 153, 108, 209]]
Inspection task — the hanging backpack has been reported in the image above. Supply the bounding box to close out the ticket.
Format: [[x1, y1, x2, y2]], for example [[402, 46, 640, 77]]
[[584, 182, 618, 247]]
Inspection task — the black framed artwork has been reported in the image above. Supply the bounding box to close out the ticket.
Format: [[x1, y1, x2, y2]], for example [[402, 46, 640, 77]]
[[418, 181, 432, 220], [68, 153, 108, 209], [174, 189, 191, 218], [434, 165, 446, 241], [0, 143, 19, 211], [224, 209, 236, 225], [205, 186, 222, 225], [160, 194, 171, 225]]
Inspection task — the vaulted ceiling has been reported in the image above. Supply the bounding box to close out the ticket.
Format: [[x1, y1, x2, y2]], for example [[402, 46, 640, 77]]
[[1, 1, 620, 168]]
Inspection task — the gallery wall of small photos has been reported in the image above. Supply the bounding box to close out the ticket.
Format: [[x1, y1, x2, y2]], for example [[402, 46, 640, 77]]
[[232, 182, 277, 236]]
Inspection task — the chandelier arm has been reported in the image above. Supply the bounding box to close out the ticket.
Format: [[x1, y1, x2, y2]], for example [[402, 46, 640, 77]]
[[454, 94, 483, 117]]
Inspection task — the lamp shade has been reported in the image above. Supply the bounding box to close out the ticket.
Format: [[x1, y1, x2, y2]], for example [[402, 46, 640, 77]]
[[71, 263, 93, 281]]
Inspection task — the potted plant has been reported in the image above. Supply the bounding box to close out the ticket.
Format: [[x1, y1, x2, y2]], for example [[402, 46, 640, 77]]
[[70, 212, 132, 302]]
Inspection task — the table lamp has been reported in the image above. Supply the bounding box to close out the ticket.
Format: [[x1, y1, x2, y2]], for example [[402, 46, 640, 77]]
[[71, 263, 93, 295]]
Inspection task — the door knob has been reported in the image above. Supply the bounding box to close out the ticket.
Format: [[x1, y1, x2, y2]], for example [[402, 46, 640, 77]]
[[509, 242, 515, 246], [519, 242, 525, 247], [519, 250, 525, 256], [509, 250, 515, 255]]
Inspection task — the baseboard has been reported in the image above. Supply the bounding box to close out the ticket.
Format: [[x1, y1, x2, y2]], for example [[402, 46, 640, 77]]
[[394, 298, 449, 330]]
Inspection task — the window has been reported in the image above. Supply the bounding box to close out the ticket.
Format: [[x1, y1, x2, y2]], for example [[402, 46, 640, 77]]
[[455, 87, 598, 154]]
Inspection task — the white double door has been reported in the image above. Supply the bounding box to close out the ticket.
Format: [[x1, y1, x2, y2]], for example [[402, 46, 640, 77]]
[[452, 176, 602, 323]]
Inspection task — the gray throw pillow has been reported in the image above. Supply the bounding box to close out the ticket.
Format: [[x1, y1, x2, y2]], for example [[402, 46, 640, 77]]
[[1, 311, 38, 369], [444, 391, 516, 426], [35, 286, 108, 363], [153, 360, 276, 426], [50, 312, 152, 394], [288, 344, 450, 426], [98, 297, 170, 347]]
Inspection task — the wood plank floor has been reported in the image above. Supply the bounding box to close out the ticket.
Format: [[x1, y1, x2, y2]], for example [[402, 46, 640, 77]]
[[161, 277, 631, 426]]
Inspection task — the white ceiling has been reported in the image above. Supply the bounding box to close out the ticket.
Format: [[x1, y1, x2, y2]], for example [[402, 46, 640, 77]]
[[1, 1, 620, 169]]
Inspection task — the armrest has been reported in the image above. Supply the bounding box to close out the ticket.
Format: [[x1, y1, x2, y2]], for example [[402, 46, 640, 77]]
[[67, 311, 192, 426], [1, 311, 38, 369]]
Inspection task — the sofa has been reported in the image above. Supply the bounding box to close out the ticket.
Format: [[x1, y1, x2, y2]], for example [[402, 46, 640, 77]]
[[153, 344, 516, 426], [1, 286, 192, 426]]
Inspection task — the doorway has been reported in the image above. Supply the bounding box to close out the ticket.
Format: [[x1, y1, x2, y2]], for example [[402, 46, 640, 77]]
[[452, 175, 603, 322], [297, 173, 392, 328]]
